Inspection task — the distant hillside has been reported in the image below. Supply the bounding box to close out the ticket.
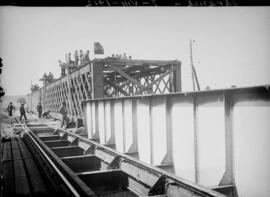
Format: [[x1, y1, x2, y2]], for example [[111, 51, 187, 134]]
[[1, 95, 27, 109]]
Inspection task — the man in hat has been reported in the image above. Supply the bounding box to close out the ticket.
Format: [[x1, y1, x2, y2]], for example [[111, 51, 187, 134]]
[[79, 50, 84, 65], [7, 102, 15, 116], [83, 50, 91, 64], [59, 60, 67, 77], [74, 50, 79, 67], [20, 103, 27, 121], [37, 102, 42, 118]]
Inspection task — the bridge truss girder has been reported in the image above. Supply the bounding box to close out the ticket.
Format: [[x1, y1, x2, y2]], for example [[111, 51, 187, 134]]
[[29, 58, 181, 120]]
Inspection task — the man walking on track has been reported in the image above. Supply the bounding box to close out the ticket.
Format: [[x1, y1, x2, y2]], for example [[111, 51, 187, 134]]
[[37, 102, 42, 118], [20, 103, 27, 121]]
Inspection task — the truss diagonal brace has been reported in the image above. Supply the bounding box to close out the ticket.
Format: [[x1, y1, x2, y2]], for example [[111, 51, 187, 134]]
[[107, 64, 146, 94], [139, 65, 178, 94], [104, 78, 129, 96]]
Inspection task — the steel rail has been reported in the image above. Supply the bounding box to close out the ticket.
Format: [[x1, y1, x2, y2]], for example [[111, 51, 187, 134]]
[[22, 124, 81, 197]]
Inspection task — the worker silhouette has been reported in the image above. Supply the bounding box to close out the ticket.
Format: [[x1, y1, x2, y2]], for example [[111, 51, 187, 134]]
[[123, 53, 127, 60], [37, 102, 42, 118], [74, 50, 79, 66], [68, 53, 74, 66], [79, 50, 83, 65], [59, 101, 68, 128], [83, 50, 91, 64], [20, 103, 27, 121], [59, 60, 67, 77], [7, 102, 15, 116]]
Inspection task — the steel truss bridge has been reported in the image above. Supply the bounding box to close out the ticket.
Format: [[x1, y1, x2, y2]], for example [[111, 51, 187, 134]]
[[28, 58, 181, 120], [26, 58, 270, 197]]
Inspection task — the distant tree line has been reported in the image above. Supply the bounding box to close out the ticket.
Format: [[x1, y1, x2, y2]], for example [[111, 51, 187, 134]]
[[39, 72, 56, 86]]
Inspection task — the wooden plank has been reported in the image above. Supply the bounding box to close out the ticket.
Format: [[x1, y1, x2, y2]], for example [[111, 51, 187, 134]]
[[2, 160, 15, 196], [15, 137, 48, 195], [24, 158, 49, 195], [11, 140, 22, 160], [17, 137, 32, 159], [2, 142, 12, 161], [14, 159, 31, 195]]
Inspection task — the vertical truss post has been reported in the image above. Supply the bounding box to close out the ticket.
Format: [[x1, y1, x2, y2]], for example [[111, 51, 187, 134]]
[[149, 97, 154, 165], [219, 93, 237, 197], [82, 101, 88, 137], [131, 99, 138, 153], [109, 101, 116, 146], [173, 62, 182, 92], [91, 61, 104, 99], [159, 96, 174, 173]]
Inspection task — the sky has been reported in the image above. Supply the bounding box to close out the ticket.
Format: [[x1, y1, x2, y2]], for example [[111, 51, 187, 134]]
[[0, 7, 270, 96]]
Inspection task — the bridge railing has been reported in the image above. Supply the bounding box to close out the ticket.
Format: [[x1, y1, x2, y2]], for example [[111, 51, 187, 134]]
[[82, 85, 270, 197]]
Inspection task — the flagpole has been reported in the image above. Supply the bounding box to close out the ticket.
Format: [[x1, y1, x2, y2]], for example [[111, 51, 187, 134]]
[[190, 39, 195, 91], [30, 80, 32, 111], [93, 41, 96, 60]]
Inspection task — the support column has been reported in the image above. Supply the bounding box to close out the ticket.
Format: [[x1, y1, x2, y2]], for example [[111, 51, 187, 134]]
[[218, 93, 237, 197], [219, 93, 235, 185], [91, 61, 104, 99], [158, 96, 174, 173], [173, 61, 182, 92]]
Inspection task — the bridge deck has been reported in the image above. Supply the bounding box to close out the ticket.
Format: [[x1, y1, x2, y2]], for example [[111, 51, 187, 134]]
[[1, 136, 49, 196]]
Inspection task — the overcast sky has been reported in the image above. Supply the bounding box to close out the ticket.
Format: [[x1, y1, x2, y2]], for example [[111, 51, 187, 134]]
[[0, 7, 270, 96]]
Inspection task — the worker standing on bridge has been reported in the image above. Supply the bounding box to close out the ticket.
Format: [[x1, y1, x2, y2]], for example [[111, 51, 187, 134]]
[[123, 53, 127, 60], [19, 103, 27, 121], [68, 53, 74, 66], [59, 60, 67, 77], [79, 50, 83, 65], [74, 50, 79, 67], [83, 50, 91, 64], [7, 102, 15, 116], [37, 102, 42, 118], [59, 101, 68, 128]]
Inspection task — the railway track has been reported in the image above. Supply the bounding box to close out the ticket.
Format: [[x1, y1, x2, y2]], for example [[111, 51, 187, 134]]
[[19, 121, 228, 197]]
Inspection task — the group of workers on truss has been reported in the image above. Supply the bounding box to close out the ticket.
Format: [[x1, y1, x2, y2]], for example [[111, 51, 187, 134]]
[[105, 53, 132, 60], [58, 50, 91, 77]]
